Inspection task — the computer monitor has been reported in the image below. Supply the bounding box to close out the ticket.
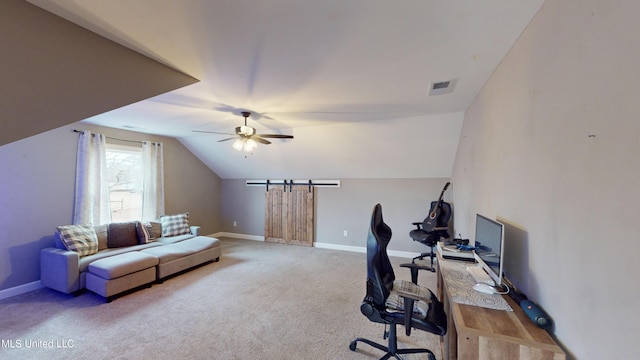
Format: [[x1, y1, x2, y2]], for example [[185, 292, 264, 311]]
[[473, 214, 505, 287]]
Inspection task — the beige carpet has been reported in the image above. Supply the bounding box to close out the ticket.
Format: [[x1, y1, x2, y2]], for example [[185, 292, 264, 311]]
[[0, 238, 442, 360]]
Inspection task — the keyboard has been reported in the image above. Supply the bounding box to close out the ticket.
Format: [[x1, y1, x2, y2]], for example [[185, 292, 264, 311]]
[[466, 265, 495, 286]]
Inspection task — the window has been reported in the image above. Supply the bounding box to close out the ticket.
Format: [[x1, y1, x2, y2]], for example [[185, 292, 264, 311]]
[[106, 144, 143, 222]]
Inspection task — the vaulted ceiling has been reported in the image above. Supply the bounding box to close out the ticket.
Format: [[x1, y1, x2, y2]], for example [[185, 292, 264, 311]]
[[27, 0, 545, 179]]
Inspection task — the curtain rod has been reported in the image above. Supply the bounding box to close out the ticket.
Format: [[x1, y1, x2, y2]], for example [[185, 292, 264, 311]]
[[73, 129, 160, 145], [246, 179, 341, 192]]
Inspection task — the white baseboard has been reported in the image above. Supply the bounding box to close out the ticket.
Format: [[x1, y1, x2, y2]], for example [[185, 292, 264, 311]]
[[0, 280, 42, 301], [314, 242, 366, 253], [314, 242, 419, 259], [213, 233, 420, 259]]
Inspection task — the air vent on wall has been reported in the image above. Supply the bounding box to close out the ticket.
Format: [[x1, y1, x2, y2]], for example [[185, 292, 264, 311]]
[[429, 79, 457, 96]]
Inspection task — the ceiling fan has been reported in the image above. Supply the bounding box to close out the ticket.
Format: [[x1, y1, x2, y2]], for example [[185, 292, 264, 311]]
[[193, 111, 294, 152]]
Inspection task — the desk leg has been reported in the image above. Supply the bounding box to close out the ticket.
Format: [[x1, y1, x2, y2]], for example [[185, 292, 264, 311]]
[[438, 259, 457, 360]]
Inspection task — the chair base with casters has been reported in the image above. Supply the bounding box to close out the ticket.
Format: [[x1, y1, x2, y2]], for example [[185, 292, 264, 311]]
[[350, 285, 445, 360], [350, 321, 435, 360]]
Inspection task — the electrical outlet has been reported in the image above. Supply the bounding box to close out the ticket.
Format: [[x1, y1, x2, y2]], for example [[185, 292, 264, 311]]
[[233, 221, 237, 227], [343, 230, 348, 237]]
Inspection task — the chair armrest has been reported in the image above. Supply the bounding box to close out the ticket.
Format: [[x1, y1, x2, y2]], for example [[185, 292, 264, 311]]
[[403, 296, 417, 335], [400, 262, 433, 284], [190, 226, 201, 236], [412, 222, 423, 229], [394, 280, 434, 336], [40, 248, 80, 294]]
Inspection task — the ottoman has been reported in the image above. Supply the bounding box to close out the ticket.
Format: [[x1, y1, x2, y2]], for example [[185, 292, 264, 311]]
[[86, 252, 159, 302], [141, 236, 221, 281]]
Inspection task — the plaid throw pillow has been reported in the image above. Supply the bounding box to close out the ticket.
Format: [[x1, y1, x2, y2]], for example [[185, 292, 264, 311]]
[[160, 212, 190, 237], [57, 225, 99, 257]]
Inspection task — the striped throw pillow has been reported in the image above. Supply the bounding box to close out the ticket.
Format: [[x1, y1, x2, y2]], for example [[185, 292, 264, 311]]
[[136, 222, 157, 243], [160, 212, 190, 237], [57, 225, 99, 257]]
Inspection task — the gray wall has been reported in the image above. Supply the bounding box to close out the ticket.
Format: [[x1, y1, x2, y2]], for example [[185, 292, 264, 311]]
[[451, 1, 639, 358], [0, 0, 197, 146], [220, 178, 452, 253], [0, 123, 221, 291]]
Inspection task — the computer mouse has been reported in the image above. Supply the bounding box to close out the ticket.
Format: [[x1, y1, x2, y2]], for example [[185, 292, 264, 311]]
[[473, 283, 496, 294]]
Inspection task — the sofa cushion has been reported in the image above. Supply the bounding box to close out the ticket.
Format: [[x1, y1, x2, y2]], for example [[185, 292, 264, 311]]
[[88, 252, 158, 280], [142, 237, 220, 264], [77, 242, 162, 273], [140, 244, 194, 264], [155, 233, 196, 245], [108, 222, 140, 248], [57, 225, 99, 257], [78, 243, 162, 273], [177, 236, 221, 253], [94, 224, 109, 251], [149, 222, 162, 239], [160, 212, 190, 237]]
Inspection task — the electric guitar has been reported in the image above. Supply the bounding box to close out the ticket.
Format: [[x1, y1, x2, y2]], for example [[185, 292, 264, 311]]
[[423, 182, 451, 234]]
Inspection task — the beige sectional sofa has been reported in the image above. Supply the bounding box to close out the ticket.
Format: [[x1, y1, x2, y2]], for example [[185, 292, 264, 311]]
[[41, 213, 221, 301]]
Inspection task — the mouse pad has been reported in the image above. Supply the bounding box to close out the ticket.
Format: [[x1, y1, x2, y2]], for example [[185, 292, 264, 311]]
[[439, 260, 513, 311]]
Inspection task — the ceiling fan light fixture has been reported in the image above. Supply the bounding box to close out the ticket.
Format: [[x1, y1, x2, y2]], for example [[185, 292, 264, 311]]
[[244, 138, 257, 152], [240, 125, 254, 135], [232, 138, 244, 151], [194, 111, 292, 153]]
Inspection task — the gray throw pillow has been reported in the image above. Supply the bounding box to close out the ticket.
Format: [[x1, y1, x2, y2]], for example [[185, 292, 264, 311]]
[[107, 222, 139, 248], [150, 222, 162, 239], [94, 224, 109, 250]]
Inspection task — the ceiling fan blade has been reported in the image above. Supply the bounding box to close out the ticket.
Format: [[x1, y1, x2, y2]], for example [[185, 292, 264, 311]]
[[193, 130, 236, 136], [217, 137, 239, 142], [252, 137, 271, 145], [257, 134, 294, 139]]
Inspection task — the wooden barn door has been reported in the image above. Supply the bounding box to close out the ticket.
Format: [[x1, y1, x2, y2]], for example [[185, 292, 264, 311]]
[[265, 186, 314, 246], [265, 187, 285, 243]]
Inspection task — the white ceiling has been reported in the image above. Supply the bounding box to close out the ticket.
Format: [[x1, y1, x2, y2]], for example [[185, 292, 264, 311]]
[[30, 0, 544, 179]]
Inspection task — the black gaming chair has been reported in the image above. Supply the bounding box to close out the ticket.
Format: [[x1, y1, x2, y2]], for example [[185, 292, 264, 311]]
[[350, 204, 447, 360]]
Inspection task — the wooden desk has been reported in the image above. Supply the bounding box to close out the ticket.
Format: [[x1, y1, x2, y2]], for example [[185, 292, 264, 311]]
[[436, 253, 565, 360]]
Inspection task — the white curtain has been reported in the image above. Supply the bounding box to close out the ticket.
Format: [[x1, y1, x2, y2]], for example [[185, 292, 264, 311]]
[[141, 141, 165, 221], [73, 131, 111, 225]]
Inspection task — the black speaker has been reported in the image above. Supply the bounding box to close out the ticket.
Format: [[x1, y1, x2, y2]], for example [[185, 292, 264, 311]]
[[520, 300, 553, 330]]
